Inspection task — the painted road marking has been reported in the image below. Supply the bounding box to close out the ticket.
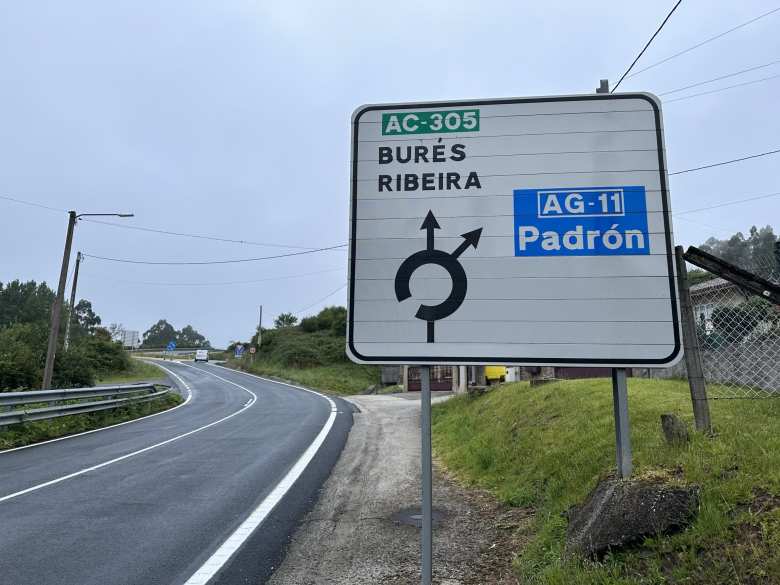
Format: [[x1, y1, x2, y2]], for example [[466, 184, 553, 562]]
[[0, 360, 193, 456], [182, 364, 338, 585], [0, 363, 256, 503]]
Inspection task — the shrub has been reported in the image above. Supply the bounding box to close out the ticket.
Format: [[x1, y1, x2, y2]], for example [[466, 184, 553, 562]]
[[0, 325, 43, 390]]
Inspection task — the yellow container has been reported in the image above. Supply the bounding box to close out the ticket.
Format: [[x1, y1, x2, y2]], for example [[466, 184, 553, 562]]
[[485, 366, 507, 382]]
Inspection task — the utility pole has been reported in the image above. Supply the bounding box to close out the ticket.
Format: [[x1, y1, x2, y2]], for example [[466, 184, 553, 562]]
[[41, 211, 134, 389], [257, 305, 263, 347], [675, 246, 712, 433], [64, 251, 82, 351], [42, 211, 77, 389]]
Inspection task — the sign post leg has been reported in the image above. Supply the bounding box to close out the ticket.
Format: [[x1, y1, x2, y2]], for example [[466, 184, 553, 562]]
[[611, 368, 632, 478], [420, 365, 433, 585]]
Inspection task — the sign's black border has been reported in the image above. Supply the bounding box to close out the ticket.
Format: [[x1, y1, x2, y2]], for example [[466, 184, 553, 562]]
[[347, 94, 681, 366]]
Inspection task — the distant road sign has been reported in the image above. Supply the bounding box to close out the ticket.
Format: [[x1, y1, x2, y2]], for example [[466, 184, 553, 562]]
[[166, 341, 176, 351], [249, 346, 256, 354], [234, 344, 245, 358], [347, 93, 680, 367]]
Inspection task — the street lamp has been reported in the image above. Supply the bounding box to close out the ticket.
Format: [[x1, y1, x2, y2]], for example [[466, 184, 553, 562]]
[[41, 210, 134, 389]]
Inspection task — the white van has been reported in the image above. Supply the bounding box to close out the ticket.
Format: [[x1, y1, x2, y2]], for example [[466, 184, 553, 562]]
[[194, 349, 209, 363]]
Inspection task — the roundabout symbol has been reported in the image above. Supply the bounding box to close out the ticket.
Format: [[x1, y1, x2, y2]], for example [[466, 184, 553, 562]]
[[394, 210, 482, 343]]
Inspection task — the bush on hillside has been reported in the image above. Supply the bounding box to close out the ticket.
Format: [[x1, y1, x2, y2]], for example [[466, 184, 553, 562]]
[[51, 348, 95, 388], [80, 337, 131, 376], [253, 327, 347, 368], [298, 306, 347, 336], [0, 324, 44, 390]]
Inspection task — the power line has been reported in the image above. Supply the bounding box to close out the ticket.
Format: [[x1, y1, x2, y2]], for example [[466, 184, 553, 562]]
[[82, 243, 347, 265], [295, 283, 347, 316], [674, 191, 780, 215], [0, 194, 340, 252], [658, 59, 780, 96], [628, 6, 780, 79], [674, 215, 734, 236], [109, 267, 344, 287], [664, 72, 780, 103], [0, 194, 67, 213], [670, 148, 780, 175], [81, 218, 327, 251], [612, 0, 683, 92]]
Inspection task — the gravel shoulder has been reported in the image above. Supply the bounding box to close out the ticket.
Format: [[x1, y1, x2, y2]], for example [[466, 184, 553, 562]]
[[268, 393, 529, 585]]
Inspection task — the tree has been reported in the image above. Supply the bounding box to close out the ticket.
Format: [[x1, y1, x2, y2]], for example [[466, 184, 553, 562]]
[[108, 322, 125, 341], [70, 299, 102, 339], [0, 280, 55, 328], [274, 312, 298, 328], [0, 279, 134, 389], [142, 319, 178, 348], [700, 225, 777, 276], [177, 325, 211, 348]]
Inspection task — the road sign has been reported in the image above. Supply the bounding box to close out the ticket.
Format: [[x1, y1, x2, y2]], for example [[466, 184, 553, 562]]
[[234, 344, 245, 358], [166, 341, 176, 351], [249, 346, 256, 354], [347, 93, 680, 367]]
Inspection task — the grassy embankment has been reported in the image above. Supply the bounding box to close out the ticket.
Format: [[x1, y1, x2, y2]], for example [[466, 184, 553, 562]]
[[0, 360, 183, 451], [96, 358, 168, 384], [432, 378, 780, 584], [230, 358, 380, 396], [226, 322, 380, 395]]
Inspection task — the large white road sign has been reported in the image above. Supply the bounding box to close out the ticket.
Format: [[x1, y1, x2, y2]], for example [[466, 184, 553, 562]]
[[347, 94, 681, 366]]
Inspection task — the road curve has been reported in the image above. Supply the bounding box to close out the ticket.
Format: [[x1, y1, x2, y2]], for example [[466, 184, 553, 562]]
[[0, 362, 353, 585]]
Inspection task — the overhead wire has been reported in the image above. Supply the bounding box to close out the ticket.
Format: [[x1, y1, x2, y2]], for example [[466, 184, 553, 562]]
[[295, 283, 347, 316], [82, 243, 347, 265], [670, 148, 780, 175], [612, 0, 683, 92], [80, 217, 332, 251], [0, 194, 342, 252], [108, 267, 344, 287], [664, 72, 780, 103], [674, 191, 780, 216], [628, 6, 780, 79], [0, 194, 67, 213], [658, 59, 780, 96]]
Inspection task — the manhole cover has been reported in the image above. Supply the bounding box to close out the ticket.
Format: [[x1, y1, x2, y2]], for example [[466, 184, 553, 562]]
[[392, 507, 446, 528]]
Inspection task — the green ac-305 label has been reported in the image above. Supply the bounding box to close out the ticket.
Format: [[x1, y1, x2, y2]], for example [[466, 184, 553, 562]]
[[382, 109, 480, 135]]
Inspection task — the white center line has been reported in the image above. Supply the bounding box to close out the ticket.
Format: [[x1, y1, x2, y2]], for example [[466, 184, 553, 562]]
[[0, 363, 256, 504]]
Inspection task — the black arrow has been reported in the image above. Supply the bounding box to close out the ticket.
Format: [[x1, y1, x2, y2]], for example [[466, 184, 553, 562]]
[[451, 228, 482, 258], [420, 210, 440, 251]]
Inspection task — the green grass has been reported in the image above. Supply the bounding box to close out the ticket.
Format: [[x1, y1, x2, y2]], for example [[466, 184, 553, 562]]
[[432, 378, 780, 584], [96, 359, 167, 385], [228, 358, 380, 395], [0, 391, 183, 450]]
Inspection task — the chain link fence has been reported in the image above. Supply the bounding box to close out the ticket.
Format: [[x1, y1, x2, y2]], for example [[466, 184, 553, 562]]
[[689, 253, 780, 399]]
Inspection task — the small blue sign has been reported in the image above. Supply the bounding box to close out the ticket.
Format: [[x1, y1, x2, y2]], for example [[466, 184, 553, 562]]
[[513, 186, 650, 257], [234, 344, 245, 358], [166, 341, 176, 351]]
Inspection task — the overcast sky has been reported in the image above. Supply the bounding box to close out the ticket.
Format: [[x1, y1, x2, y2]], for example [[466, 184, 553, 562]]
[[1, 1, 778, 348]]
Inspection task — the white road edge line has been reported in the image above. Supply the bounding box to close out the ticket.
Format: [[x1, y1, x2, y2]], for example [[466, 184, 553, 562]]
[[0, 363, 257, 504], [183, 364, 338, 585], [0, 360, 193, 456]]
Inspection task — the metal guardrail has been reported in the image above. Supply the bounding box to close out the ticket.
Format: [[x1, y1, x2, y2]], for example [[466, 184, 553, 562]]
[[0, 383, 170, 426]]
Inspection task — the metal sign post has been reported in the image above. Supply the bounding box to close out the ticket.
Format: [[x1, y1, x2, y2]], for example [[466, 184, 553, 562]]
[[419, 365, 433, 585], [611, 368, 632, 478], [596, 79, 632, 479]]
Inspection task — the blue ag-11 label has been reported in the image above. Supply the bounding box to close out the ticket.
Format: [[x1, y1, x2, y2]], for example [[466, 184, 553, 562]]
[[513, 186, 650, 257]]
